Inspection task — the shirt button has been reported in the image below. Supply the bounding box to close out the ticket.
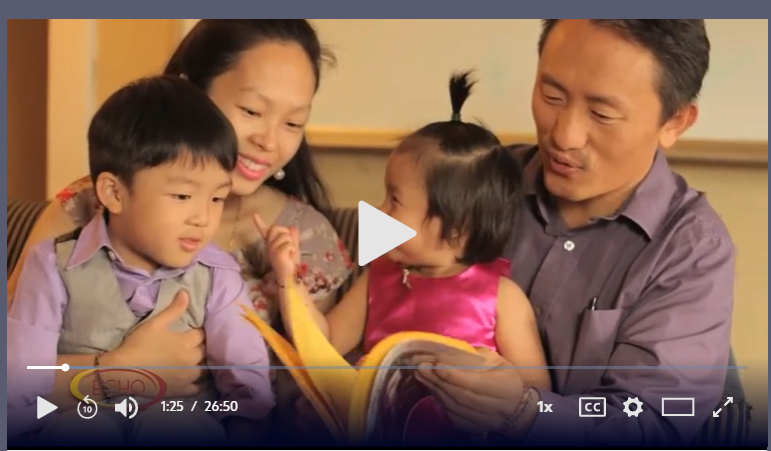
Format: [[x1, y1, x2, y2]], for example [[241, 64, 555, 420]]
[[563, 240, 576, 252], [107, 250, 117, 260]]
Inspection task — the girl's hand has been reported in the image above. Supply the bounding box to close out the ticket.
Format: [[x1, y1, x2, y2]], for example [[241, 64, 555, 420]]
[[253, 214, 301, 282]]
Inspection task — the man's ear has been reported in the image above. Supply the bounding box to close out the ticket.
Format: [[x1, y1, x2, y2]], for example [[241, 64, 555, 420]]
[[94, 172, 128, 215], [658, 103, 698, 150]]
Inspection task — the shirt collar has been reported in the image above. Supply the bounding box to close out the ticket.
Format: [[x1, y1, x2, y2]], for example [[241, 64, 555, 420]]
[[65, 215, 205, 275], [616, 149, 679, 239], [66, 214, 116, 269], [523, 147, 678, 239]]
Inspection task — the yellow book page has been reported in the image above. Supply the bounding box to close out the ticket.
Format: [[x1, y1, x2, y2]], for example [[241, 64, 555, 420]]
[[240, 305, 345, 442], [347, 331, 478, 443], [283, 280, 359, 428]]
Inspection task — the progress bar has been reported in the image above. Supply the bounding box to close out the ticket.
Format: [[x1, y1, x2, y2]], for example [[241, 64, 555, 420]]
[[27, 364, 748, 371], [26, 364, 70, 371]]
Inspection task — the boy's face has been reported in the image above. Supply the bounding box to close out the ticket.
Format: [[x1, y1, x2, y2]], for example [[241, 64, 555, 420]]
[[99, 154, 232, 272]]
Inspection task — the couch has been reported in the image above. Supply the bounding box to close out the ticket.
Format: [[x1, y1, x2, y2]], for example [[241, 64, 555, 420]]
[[6, 198, 752, 446]]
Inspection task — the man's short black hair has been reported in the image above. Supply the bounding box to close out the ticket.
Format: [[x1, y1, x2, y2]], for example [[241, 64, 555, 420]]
[[88, 75, 238, 185], [538, 20, 710, 122]]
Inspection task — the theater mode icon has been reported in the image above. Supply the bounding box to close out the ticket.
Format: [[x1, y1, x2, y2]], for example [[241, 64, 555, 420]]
[[662, 397, 695, 417], [579, 397, 606, 417]]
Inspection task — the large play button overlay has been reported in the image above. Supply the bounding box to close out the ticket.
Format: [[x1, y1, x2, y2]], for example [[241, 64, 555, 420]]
[[357, 201, 416, 266]]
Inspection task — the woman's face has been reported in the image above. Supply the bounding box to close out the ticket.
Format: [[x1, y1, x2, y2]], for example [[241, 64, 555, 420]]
[[207, 41, 317, 197]]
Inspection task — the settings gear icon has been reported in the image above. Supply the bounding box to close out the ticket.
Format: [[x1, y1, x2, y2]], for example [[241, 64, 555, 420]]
[[622, 397, 644, 417]]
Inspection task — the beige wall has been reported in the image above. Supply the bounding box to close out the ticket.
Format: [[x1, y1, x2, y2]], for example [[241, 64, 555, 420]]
[[309, 19, 768, 141], [94, 19, 182, 106], [7, 19, 48, 201], [25, 19, 182, 198], [45, 20, 95, 199]]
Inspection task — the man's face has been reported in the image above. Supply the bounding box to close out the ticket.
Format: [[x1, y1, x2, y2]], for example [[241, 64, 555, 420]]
[[531, 20, 695, 206]]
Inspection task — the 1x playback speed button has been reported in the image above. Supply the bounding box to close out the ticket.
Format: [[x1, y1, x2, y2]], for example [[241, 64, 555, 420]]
[[77, 395, 98, 419]]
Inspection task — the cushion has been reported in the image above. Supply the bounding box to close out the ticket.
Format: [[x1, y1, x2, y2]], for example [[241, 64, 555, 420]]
[[7, 198, 49, 277]]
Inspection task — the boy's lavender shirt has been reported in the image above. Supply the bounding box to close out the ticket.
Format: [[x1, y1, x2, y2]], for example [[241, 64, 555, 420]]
[[504, 146, 736, 446], [7, 215, 275, 436]]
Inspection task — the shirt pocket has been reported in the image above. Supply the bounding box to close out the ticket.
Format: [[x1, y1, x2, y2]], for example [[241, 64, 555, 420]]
[[564, 308, 629, 394]]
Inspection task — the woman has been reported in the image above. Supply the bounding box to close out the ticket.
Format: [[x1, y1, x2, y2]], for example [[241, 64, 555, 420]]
[[7, 20, 352, 412]]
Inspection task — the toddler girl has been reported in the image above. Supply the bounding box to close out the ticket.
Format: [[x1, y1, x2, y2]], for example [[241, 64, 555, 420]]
[[259, 71, 550, 445]]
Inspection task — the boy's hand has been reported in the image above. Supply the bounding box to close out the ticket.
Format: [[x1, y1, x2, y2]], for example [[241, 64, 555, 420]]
[[253, 214, 301, 282], [105, 290, 205, 398]]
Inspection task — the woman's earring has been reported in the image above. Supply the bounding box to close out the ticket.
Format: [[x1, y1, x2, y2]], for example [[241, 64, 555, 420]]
[[273, 169, 285, 181]]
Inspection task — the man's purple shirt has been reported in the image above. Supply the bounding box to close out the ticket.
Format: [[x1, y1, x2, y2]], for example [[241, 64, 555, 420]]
[[7, 215, 275, 436], [504, 147, 735, 446]]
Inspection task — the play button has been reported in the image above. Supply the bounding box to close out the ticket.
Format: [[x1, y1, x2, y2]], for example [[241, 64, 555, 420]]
[[358, 201, 416, 266], [37, 396, 57, 419]]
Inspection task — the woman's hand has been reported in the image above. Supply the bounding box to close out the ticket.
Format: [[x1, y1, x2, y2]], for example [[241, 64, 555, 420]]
[[103, 290, 206, 398], [253, 214, 300, 282], [415, 347, 536, 439]]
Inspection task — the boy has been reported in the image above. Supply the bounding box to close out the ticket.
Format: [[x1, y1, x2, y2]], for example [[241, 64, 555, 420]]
[[7, 76, 274, 447]]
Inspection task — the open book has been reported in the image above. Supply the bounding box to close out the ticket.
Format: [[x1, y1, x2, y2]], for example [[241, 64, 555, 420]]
[[239, 279, 484, 445]]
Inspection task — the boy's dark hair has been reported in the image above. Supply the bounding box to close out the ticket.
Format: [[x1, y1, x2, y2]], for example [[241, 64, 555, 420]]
[[165, 19, 335, 214], [399, 70, 525, 265], [88, 76, 238, 185], [538, 20, 710, 122]]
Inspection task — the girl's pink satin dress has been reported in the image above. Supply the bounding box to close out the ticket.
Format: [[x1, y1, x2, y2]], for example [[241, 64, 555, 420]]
[[363, 256, 509, 446]]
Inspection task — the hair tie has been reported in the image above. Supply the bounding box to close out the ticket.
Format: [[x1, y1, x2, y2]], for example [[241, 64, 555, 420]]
[[451, 113, 461, 121]]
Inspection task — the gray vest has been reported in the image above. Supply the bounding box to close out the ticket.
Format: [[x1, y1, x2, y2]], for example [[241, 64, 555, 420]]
[[54, 228, 218, 403]]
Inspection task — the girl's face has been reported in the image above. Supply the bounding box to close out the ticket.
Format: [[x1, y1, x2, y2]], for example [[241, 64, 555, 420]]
[[377, 151, 462, 268], [207, 41, 317, 197]]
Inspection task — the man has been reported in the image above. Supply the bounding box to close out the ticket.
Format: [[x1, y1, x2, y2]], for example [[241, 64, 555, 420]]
[[416, 19, 736, 447]]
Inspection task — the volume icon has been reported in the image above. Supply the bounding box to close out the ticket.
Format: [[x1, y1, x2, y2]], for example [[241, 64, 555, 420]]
[[115, 397, 139, 419]]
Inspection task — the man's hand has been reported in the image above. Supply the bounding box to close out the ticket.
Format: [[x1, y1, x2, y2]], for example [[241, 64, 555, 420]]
[[226, 416, 269, 446], [253, 214, 300, 282], [103, 290, 206, 398], [294, 395, 336, 444], [415, 347, 534, 438]]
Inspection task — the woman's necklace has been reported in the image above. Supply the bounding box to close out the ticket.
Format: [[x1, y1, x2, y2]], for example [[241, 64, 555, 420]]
[[227, 196, 243, 254]]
